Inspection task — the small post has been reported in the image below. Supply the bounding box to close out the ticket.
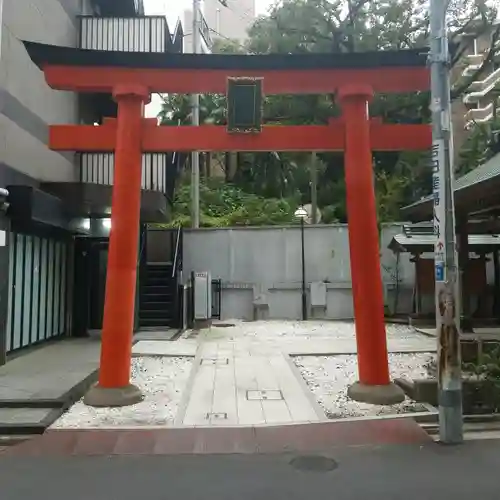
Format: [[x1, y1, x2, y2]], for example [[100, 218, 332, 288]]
[[191, 0, 201, 228], [295, 206, 308, 320], [300, 218, 307, 320], [429, 0, 463, 444], [311, 152, 318, 225]]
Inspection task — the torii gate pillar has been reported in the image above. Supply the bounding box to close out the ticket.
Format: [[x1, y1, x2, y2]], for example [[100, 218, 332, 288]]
[[84, 85, 150, 407], [339, 85, 404, 404]]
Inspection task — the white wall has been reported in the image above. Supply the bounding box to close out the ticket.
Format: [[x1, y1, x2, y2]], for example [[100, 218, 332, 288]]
[[183, 224, 417, 321], [0, 0, 91, 183]]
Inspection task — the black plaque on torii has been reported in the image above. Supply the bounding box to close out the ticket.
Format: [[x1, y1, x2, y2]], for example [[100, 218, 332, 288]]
[[226, 77, 263, 134]]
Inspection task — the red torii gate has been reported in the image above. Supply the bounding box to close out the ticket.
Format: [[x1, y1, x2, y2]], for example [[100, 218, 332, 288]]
[[24, 42, 431, 407]]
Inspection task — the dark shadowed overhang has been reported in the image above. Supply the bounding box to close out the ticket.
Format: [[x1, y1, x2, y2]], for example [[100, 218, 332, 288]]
[[22, 41, 429, 71]]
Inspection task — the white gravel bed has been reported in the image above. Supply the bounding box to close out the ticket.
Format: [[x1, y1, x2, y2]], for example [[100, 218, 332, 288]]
[[295, 353, 435, 419], [196, 320, 427, 342], [52, 356, 193, 429]]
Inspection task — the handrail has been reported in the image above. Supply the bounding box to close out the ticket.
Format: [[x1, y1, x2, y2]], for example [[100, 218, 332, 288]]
[[172, 226, 182, 278], [138, 226, 146, 265]]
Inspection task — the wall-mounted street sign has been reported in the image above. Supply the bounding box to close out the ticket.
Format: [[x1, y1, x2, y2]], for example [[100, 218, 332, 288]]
[[227, 77, 263, 133]]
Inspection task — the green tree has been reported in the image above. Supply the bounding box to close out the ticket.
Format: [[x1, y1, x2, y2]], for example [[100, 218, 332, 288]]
[[160, 0, 499, 226], [166, 178, 297, 227]]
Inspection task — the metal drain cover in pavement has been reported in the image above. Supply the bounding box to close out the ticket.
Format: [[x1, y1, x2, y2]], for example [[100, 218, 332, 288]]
[[200, 358, 229, 366], [290, 455, 338, 472], [246, 390, 283, 401], [206, 412, 228, 420]]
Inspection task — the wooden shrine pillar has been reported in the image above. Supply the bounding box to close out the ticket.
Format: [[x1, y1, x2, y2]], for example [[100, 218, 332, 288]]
[[493, 248, 500, 321], [457, 217, 473, 333], [410, 252, 423, 315], [339, 85, 404, 405], [84, 84, 150, 407]]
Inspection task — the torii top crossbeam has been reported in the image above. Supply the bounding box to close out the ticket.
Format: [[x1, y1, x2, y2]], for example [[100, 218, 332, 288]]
[[24, 41, 429, 94]]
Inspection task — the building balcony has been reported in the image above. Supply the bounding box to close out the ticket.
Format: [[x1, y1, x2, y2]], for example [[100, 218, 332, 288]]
[[41, 153, 174, 223], [79, 15, 173, 53], [77, 14, 183, 128], [465, 101, 499, 129], [462, 52, 487, 77], [80, 153, 169, 192], [463, 67, 500, 104], [461, 37, 500, 76]]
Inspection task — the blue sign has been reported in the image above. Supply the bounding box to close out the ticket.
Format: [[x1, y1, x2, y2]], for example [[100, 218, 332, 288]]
[[435, 262, 444, 281]]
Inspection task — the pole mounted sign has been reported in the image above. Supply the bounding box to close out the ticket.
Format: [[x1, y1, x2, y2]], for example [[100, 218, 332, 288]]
[[432, 138, 446, 279], [429, 0, 463, 444]]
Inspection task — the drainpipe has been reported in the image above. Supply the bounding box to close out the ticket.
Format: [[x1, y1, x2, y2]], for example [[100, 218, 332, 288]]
[[0, 187, 9, 366]]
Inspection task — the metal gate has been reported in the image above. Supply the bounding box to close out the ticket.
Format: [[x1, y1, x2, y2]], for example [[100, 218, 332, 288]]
[[6, 232, 72, 353], [211, 279, 222, 320]]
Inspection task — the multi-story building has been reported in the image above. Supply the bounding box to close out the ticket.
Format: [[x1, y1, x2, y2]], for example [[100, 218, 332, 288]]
[[452, 21, 500, 156], [0, 0, 184, 364], [204, 0, 255, 42], [183, 0, 256, 53]]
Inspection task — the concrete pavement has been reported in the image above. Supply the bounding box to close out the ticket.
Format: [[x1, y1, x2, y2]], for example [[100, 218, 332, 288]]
[[0, 338, 100, 434], [0, 440, 499, 499]]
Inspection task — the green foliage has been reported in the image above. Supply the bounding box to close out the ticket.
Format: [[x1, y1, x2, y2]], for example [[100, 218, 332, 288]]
[[211, 38, 246, 54], [166, 179, 297, 228], [457, 115, 500, 176], [158, 0, 499, 227], [464, 345, 500, 381], [463, 344, 500, 412]]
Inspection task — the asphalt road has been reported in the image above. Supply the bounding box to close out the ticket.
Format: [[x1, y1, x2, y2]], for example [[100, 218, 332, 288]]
[[1, 440, 499, 499]]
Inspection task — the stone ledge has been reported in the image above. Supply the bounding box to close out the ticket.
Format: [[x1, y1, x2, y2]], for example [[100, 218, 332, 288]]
[[395, 377, 500, 414]]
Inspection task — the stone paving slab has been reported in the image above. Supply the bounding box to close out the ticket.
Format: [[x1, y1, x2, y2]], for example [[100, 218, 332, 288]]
[[0, 339, 100, 403], [0, 408, 53, 425], [180, 344, 322, 427], [417, 327, 500, 339], [3, 418, 431, 456], [285, 338, 436, 356], [134, 329, 179, 341], [0, 339, 100, 434], [171, 322, 435, 428], [132, 340, 198, 357]]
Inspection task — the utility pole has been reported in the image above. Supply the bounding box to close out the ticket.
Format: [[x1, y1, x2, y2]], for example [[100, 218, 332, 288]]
[[191, 0, 201, 228], [429, 0, 463, 444]]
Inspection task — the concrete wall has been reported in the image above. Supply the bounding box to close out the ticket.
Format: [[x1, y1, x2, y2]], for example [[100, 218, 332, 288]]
[[0, 0, 93, 184], [183, 224, 499, 321], [182, 224, 417, 321]]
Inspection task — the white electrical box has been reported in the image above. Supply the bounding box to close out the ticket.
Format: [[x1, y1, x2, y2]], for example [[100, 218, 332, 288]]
[[194, 271, 212, 320], [310, 282, 327, 307]]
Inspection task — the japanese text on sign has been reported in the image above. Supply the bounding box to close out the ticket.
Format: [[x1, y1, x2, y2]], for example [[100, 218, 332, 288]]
[[432, 139, 446, 260]]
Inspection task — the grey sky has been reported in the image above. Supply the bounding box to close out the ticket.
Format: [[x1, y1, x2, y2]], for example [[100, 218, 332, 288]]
[[144, 0, 271, 117], [144, 0, 272, 22]]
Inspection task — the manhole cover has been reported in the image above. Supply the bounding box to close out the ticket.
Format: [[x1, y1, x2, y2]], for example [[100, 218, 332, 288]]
[[289, 455, 338, 472]]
